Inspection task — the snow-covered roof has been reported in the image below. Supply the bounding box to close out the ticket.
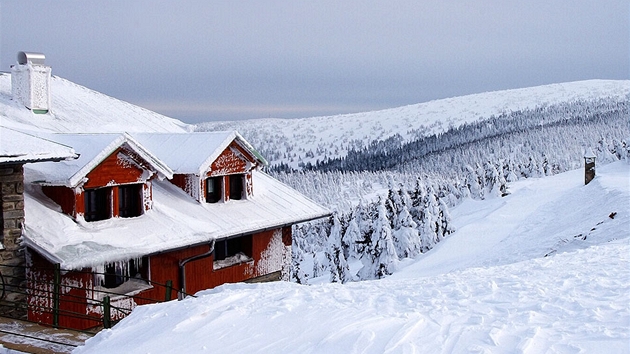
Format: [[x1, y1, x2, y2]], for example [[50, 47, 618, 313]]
[[131, 131, 268, 175], [25, 133, 173, 187], [22, 170, 330, 269], [0, 126, 77, 164], [0, 73, 190, 134], [0, 68, 329, 269]]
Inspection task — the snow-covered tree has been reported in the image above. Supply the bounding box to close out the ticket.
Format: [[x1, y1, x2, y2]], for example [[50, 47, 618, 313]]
[[464, 165, 483, 199], [342, 212, 362, 259], [358, 198, 398, 279], [325, 214, 351, 283], [392, 205, 421, 259], [291, 241, 307, 284]]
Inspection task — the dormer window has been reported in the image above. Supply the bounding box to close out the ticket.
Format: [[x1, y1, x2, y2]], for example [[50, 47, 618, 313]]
[[205, 177, 222, 203], [229, 174, 244, 200], [85, 187, 112, 222]]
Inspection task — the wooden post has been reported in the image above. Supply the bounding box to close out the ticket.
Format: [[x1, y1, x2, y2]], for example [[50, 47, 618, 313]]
[[52, 263, 60, 328], [584, 149, 596, 185], [102, 296, 111, 329], [165, 280, 173, 301]]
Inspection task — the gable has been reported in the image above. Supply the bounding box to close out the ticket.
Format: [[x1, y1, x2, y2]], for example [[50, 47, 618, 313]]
[[207, 142, 257, 177], [84, 147, 151, 189]]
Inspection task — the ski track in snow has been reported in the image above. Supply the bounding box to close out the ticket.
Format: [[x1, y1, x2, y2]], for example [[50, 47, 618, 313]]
[[76, 162, 630, 354]]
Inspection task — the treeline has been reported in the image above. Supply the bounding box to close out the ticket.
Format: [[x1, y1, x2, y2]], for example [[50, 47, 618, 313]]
[[275, 97, 629, 284], [295, 98, 627, 173]]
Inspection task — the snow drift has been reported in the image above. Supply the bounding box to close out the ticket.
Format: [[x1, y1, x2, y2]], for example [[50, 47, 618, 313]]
[[75, 161, 630, 354]]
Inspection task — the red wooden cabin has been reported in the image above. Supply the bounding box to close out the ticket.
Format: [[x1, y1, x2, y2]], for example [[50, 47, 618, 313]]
[[22, 132, 330, 330]]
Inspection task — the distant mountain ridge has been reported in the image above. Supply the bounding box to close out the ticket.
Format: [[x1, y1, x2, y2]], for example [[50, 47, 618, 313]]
[[195, 80, 629, 170]]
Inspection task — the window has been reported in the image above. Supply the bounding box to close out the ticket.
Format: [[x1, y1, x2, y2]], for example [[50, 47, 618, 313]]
[[214, 235, 253, 269], [205, 176, 222, 203], [229, 174, 244, 200], [101, 257, 149, 289], [119, 184, 143, 218], [85, 184, 144, 222], [84, 187, 111, 222]]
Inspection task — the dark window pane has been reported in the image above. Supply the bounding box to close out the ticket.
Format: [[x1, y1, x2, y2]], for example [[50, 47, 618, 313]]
[[84, 188, 111, 222], [206, 177, 222, 203], [119, 184, 142, 218], [101, 257, 148, 289], [213, 235, 252, 262], [103, 264, 124, 288], [215, 239, 227, 261], [229, 174, 243, 200]]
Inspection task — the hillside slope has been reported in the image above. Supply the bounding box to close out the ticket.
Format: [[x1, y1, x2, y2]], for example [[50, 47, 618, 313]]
[[75, 161, 630, 354], [196, 80, 629, 169]]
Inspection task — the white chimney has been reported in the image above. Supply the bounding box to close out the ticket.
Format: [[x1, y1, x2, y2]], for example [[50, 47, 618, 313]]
[[11, 51, 51, 114]]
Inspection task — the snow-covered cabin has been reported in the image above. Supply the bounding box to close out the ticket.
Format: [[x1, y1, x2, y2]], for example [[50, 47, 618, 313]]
[[0, 53, 330, 330]]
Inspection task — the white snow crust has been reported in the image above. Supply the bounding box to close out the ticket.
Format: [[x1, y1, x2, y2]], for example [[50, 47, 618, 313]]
[[0, 73, 189, 134], [0, 126, 76, 164], [75, 161, 630, 354], [23, 170, 329, 270]]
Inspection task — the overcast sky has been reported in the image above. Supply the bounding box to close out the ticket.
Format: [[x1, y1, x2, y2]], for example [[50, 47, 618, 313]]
[[1, 1, 627, 123]]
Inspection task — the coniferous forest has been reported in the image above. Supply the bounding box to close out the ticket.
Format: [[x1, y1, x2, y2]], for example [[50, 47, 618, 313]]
[[203, 96, 630, 283]]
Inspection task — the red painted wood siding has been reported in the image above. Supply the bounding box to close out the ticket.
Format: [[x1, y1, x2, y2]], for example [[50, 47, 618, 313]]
[[171, 174, 198, 202], [27, 251, 102, 330], [41, 186, 76, 217], [208, 142, 254, 177], [25, 227, 292, 330], [41, 148, 156, 219], [145, 228, 284, 297], [83, 148, 146, 189]]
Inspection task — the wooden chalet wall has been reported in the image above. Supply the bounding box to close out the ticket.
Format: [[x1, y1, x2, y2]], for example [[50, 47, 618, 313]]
[[144, 226, 292, 301], [170, 174, 200, 202], [83, 148, 146, 189], [208, 142, 251, 176], [42, 186, 75, 216], [25, 226, 292, 330], [27, 251, 102, 330]]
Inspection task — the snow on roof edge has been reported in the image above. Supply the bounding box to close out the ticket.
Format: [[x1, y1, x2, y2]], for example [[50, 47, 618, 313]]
[[195, 131, 268, 176], [61, 133, 173, 187], [0, 126, 78, 164]]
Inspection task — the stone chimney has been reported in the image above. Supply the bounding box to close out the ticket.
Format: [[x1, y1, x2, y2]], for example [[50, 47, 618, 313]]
[[11, 52, 51, 114]]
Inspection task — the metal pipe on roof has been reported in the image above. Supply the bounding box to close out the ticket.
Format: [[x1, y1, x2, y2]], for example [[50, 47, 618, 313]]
[[17, 52, 46, 65]]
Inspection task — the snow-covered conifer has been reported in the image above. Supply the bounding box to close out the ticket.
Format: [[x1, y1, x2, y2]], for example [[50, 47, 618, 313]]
[[358, 198, 398, 279], [325, 214, 351, 283], [393, 205, 421, 259], [464, 165, 483, 199], [291, 241, 307, 284], [342, 212, 362, 259]]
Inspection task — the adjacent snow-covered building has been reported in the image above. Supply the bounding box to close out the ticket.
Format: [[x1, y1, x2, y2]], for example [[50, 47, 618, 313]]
[[0, 52, 330, 330]]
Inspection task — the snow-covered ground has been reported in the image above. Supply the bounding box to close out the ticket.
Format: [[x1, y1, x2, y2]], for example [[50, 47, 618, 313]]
[[75, 161, 630, 353]]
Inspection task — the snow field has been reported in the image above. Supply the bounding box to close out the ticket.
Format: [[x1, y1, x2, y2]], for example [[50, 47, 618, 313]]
[[75, 241, 629, 354], [76, 161, 630, 353]]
